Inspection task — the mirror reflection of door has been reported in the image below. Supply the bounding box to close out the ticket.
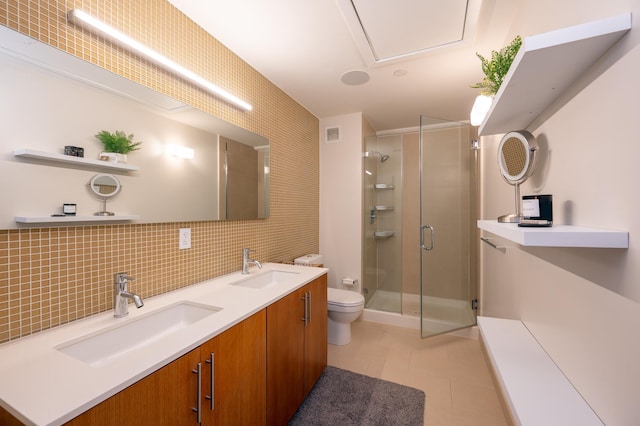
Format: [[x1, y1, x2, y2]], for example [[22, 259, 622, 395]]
[[220, 136, 259, 220]]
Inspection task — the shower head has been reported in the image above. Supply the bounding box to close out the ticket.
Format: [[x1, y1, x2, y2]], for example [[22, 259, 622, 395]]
[[364, 151, 390, 163]]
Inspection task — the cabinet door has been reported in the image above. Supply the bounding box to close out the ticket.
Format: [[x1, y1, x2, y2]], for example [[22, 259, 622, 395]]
[[200, 310, 266, 426], [303, 274, 328, 397], [65, 348, 201, 426], [266, 287, 306, 425]]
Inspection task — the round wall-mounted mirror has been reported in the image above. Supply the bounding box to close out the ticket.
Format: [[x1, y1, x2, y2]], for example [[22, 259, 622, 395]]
[[89, 174, 121, 216], [497, 130, 537, 223]]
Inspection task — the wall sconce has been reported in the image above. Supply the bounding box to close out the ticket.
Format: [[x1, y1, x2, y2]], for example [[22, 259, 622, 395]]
[[469, 95, 492, 126], [67, 9, 253, 111], [166, 144, 195, 159]]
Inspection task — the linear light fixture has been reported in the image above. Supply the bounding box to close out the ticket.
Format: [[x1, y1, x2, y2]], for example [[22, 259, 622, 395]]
[[67, 9, 253, 111], [166, 144, 195, 159]]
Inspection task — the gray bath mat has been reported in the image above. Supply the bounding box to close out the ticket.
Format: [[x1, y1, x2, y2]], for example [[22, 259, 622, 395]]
[[288, 366, 425, 425]]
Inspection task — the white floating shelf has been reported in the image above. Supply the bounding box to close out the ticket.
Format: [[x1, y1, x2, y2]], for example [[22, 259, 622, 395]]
[[478, 317, 603, 426], [478, 220, 628, 248], [13, 148, 140, 172], [15, 215, 140, 224], [479, 13, 631, 136]]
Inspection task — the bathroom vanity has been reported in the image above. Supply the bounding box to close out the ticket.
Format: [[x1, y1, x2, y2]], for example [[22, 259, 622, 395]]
[[0, 264, 327, 426]]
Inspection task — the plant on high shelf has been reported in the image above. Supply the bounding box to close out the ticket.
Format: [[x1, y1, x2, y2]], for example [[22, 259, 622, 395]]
[[470, 35, 522, 96], [95, 130, 142, 163]]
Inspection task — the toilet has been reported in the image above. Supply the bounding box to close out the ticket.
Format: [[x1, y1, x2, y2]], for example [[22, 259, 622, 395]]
[[327, 287, 365, 345]]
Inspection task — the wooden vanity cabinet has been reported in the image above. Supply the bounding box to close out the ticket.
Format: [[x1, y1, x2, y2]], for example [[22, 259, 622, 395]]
[[266, 274, 328, 425], [50, 274, 327, 426], [303, 274, 328, 395], [65, 348, 201, 426], [200, 309, 266, 426], [66, 310, 266, 426]]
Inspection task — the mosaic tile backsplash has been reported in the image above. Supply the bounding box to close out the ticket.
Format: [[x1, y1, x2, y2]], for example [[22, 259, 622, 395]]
[[0, 0, 319, 342]]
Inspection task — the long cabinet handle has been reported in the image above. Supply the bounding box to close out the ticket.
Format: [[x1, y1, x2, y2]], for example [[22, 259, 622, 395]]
[[205, 352, 214, 411], [307, 291, 312, 324], [301, 292, 309, 325], [192, 362, 202, 424]]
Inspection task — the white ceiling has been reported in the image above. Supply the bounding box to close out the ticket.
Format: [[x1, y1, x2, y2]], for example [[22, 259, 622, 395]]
[[167, 0, 521, 131]]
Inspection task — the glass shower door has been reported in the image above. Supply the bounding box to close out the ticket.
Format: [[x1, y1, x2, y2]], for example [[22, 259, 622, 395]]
[[419, 115, 478, 337]]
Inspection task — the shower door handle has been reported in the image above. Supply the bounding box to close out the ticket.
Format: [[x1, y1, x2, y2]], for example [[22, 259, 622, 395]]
[[420, 224, 434, 251]]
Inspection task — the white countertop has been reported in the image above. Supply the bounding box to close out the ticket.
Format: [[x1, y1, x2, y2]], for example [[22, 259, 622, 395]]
[[0, 263, 328, 426]]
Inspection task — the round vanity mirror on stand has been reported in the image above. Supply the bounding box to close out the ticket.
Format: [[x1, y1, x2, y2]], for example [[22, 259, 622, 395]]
[[89, 174, 122, 216], [497, 130, 538, 223]]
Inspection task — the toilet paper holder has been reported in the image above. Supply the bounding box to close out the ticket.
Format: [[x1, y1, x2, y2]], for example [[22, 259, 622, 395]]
[[342, 278, 358, 287]]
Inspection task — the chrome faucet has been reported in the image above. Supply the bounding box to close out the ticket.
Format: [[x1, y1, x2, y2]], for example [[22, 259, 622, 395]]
[[242, 248, 263, 274], [113, 272, 144, 318]]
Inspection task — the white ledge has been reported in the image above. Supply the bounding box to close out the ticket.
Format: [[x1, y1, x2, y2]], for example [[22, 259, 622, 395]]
[[478, 220, 628, 248], [13, 148, 140, 171], [478, 317, 603, 426], [479, 13, 631, 136], [15, 215, 140, 224]]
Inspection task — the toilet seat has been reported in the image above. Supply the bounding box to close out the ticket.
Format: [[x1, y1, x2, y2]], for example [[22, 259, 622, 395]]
[[327, 288, 364, 308]]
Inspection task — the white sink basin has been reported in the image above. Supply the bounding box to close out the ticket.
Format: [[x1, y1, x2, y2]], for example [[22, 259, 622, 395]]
[[232, 270, 300, 289], [57, 301, 222, 367]]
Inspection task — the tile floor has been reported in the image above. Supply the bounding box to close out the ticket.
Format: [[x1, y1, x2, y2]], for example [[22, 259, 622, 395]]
[[327, 320, 510, 426]]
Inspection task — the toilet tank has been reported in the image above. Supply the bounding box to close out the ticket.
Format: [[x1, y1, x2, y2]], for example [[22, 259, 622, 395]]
[[294, 254, 324, 267]]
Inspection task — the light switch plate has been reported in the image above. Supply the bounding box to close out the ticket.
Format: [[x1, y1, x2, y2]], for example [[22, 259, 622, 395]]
[[179, 228, 191, 250]]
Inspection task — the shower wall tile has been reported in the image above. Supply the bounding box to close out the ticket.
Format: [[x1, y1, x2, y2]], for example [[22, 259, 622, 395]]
[[0, 0, 319, 343]]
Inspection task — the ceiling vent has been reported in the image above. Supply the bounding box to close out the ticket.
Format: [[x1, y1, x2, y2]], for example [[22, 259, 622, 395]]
[[325, 126, 341, 143]]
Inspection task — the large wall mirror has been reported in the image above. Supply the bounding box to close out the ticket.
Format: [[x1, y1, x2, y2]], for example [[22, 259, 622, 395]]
[[0, 25, 269, 229]]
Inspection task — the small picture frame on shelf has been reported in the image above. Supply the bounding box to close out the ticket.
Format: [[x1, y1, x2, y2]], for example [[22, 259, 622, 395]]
[[64, 146, 84, 157], [519, 195, 552, 227]]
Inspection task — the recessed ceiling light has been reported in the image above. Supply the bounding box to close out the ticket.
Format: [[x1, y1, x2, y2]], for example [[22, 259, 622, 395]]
[[341, 70, 370, 86], [393, 69, 408, 77]]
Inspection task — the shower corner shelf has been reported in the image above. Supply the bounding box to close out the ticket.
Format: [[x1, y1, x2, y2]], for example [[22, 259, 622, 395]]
[[374, 231, 394, 239], [374, 205, 394, 211], [374, 184, 395, 190]]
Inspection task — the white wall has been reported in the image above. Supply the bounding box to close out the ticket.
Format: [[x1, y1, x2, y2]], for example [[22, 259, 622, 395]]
[[480, 1, 640, 424], [319, 113, 364, 290]]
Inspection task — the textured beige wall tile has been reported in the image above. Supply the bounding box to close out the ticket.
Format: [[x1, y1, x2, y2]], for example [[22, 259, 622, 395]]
[[0, 0, 319, 342]]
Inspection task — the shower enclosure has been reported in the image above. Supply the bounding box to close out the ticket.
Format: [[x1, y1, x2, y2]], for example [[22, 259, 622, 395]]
[[362, 115, 478, 337]]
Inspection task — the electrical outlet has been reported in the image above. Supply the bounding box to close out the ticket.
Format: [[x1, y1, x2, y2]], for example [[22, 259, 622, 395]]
[[179, 228, 191, 250]]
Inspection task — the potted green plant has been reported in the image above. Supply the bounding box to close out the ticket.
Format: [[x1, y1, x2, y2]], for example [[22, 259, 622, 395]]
[[95, 130, 142, 163], [470, 35, 522, 96]]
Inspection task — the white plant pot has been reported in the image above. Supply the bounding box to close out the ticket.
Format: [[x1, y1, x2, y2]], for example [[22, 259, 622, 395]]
[[99, 152, 128, 163]]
